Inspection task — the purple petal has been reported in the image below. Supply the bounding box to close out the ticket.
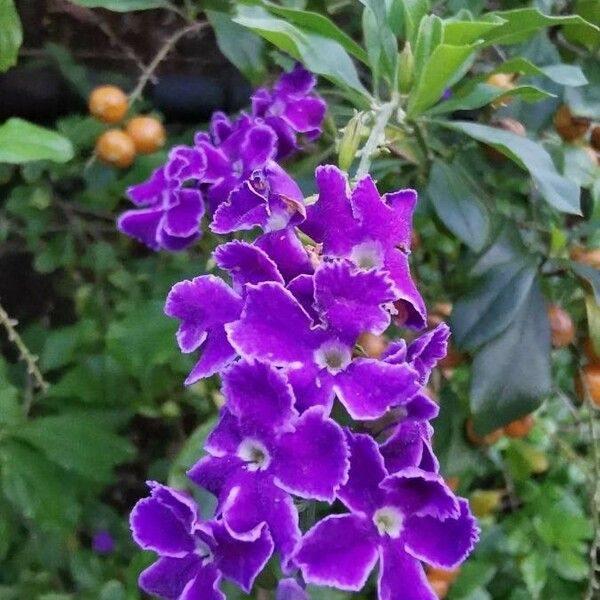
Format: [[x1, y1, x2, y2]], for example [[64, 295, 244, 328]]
[[273, 406, 349, 502], [406, 324, 450, 384], [380, 422, 430, 473], [286, 275, 317, 323], [127, 167, 167, 207], [251, 88, 272, 118], [240, 124, 277, 172], [211, 181, 269, 234], [382, 340, 407, 364], [163, 188, 205, 238], [130, 485, 196, 557], [337, 431, 386, 515], [195, 141, 231, 182], [404, 498, 479, 568], [185, 326, 238, 384], [334, 358, 420, 420], [386, 250, 427, 330], [222, 471, 300, 564], [158, 228, 201, 252], [205, 410, 243, 457], [211, 520, 274, 593], [265, 115, 297, 160], [314, 260, 395, 340], [209, 111, 233, 145], [287, 362, 335, 414], [165, 276, 242, 354], [139, 555, 202, 600], [404, 392, 440, 421], [226, 282, 321, 367], [276, 579, 308, 600], [378, 540, 437, 600], [214, 241, 283, 294], [301, 165, 359, 255], [166, 145, 206, 181], [282, 96, 326, 136], [380, 468, 459, 519], [351, 177, 416, 251], [181, 565, 225, 600], [255, 228, 313, 283], [275, 64, 316, 97], [117, 208, 163, 250], [222, 360, 297, 435], [295, 514, 378, 591], [187, 455, 244, 503]]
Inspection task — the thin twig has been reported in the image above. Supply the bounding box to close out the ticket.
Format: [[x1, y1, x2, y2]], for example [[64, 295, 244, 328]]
[[0, 303, 49, 391], [128, 21, 209, 106]]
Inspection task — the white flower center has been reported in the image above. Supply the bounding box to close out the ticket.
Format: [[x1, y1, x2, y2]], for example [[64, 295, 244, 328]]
[[314, 340, 352, 374], [195, 539, 214, 565], [237, 438, 271, 471], [373, 506, 404, 538], [350, 241, 384, 270]]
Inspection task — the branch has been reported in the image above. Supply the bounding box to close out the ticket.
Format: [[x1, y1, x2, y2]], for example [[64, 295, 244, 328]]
[[0, 302, 49, 391]]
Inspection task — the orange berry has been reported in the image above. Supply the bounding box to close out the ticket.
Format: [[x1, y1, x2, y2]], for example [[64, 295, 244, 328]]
[[357, 332, 387, 359], [126, 116, 166, 154], [89, 85, 128, 124], [485, 118, 526, 161], [571, 247, 600, 269], [439, 344, 465, 370], [547, 305, 575, 348], [465, 418, 503, 446], [486, 73, 515, 108], [427, 566, 460, 584], [591, 126, 600, 152], [427, 576, 450, 598], [96, 129, 136, 168], [504, 414, 535, 438], [583, 338, 600, 364], [554, 105, 590, 142], [445, 477, 460, 492], [581, 364, 600, 407]]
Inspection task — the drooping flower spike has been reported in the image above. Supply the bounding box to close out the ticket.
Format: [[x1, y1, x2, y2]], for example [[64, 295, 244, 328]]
[[129, 64, 478, 600], [118, 64, 325, 252]]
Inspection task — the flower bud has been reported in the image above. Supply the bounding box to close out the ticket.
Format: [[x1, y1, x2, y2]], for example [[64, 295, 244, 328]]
[[338, 113, 362, 172], [397, 42, 414, 94]]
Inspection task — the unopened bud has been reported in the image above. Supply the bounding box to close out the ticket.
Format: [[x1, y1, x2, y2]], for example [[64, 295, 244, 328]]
[[398, 42, 414, 94], [338, 113, 362, 172]]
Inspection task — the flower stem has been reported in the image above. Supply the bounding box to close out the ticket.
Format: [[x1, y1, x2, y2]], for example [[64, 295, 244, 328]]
[[0, 302, 48, 391], [355, 99, 397, 180]]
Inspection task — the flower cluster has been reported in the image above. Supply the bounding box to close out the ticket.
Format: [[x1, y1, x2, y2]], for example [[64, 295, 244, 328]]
[[129, 67, 478, 600], [117, 64, 325, 251]]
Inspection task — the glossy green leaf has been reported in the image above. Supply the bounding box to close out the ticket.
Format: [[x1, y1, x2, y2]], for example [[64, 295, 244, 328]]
[[413, 15, 443, 80], [0, 0, 22, 72], [570, 260, 600, 304], [426, 160, 490, 251], [437, 120, 581, 214], [234, 5, 369, 98], [263, 0, 368, 63], [563, 0, 600, 51], [0, 118, 74, 164], [486, 57, 587, 87], [400, 0, 430, 47], [206, 10, 265, 84], [442, 17, 505, 45], [11, 413, 135, 483], [408, 44, 476, 116], [470, 279, 551, 433], [360, 1, 397, 83], [451, 257, 537, 351], [427, 83, 554, 115], [66, 0, 168, 10], [481, 8, 600, 46]]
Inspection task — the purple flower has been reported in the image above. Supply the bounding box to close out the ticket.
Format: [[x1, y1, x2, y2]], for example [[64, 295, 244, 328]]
[[188, 359, 349, 563], [301, 165, 426, 329], [130, 481, 273, 599], [252, 63, 327, 160], [277, 579, 309, 600], [92, 530, 115, 554], [226, 263, 421, 418], [294, 433, 479, 600], [211, 161, 305, 234]]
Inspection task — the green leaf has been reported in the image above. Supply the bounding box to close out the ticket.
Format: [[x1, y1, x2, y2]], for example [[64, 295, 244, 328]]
[[399, 0, 430, 47], [427, 83, 554, 115], [437, 121, 581, 215], [450, 257, 537, 351], [426, 160, 490, 252], [0, 0, 22, 72], [442, 17, 505, 45], [563, 0, 600, 51], [569, 260, 600, 304], [1, 441, 80, 528], [0, 358, 21, 427], [470, 279, 551, 433], [481, 8, 600, 46], [206, 10, 265, 84], [263, 0, 368, 64], [486, 57, 588, 87], [407, 44, 476, 116], [361, 3, 398, 85], [520, 553, 547, 599], [0, 118, 74, 164], [234, 5, 369, 98], [10, 413, 134, 483], [65, 0, 168, 10], [413, 15, 443, 81]]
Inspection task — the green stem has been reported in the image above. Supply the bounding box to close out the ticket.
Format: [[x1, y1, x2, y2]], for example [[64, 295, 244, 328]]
[[355, 99, 397, 180]]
